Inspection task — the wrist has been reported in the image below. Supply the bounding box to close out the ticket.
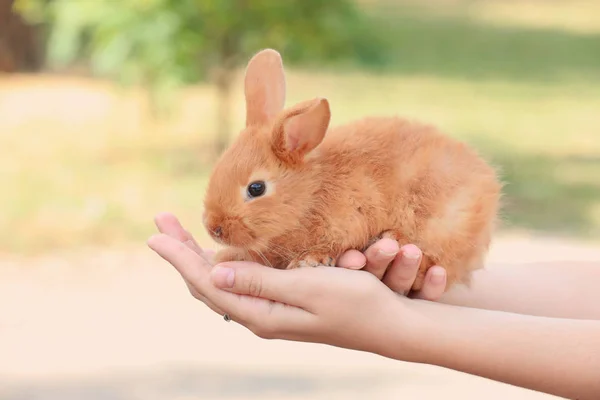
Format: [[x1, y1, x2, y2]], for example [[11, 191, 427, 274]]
[[372, 295, 600, 399], [370, 295, 445, 364], [378, 297, 484, 367]]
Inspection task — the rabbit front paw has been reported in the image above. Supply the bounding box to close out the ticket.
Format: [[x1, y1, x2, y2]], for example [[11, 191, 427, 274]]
[[363, 229, 408, 251], [286, 253, 336, 269], [214, 247, 252, 264]]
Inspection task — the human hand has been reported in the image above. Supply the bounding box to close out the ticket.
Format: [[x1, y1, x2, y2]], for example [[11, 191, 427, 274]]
[[150, 214, 600, 400], [152, 212, 225, 315], [147, 230, 429, 361], [152, 212, 447, 301], [336, 239, 447, 300]]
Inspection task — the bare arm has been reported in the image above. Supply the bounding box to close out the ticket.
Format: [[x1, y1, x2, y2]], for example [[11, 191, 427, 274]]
[[403, 299, 600, 399], [150, 214, 600, 399], [335, 238, 600, 320], [439, 261, 600, 320]]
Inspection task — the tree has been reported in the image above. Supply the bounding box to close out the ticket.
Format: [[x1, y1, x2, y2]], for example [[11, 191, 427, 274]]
[[0, 0, 42, 72], [14, 0, 387, 156]]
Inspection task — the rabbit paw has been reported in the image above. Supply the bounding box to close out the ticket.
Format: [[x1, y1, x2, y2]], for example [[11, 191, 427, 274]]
[[364, 229, 408, 250], [286, 253, 336, 269], [214, 247, 252, 264]]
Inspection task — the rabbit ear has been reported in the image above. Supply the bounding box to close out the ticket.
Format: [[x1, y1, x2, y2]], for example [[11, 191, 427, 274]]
[[244, 49, 286, 127], [272, 98, 331, 164]]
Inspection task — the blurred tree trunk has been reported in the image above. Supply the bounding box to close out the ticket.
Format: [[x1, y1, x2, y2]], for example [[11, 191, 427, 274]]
[[213, 65, 234, 159], [209, 30, 241, 161], [0, 0, 43, 73]]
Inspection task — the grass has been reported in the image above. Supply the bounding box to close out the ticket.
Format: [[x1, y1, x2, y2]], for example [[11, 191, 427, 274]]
[[1, 1, 600, 255], [367, 0, 600, 35], [353, 1, 600, 84]]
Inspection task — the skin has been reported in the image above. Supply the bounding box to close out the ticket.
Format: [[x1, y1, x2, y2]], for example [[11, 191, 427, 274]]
[[148, 212, 600, 400]]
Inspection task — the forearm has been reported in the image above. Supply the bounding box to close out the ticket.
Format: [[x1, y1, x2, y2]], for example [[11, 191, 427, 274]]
[[397, 300, 600, 399], [439, 261, 600, 319]]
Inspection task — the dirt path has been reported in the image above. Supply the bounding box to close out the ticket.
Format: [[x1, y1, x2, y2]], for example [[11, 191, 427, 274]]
[[1, 234, 599, 400]]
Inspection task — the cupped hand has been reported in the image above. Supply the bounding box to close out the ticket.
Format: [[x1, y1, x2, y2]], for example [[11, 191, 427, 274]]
[[336, 239, 447, 300], [152, 212, 447, 301], [153, 212, 223, 314], [148, 229, 428, 360]]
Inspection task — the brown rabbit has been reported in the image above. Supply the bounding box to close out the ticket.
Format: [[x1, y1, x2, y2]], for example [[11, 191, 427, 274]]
[[202, 48, 502, 291]]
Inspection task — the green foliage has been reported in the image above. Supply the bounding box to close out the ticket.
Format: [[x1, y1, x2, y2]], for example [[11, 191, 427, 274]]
[[14, 0, 387, 141], [14, 0, 386, 91]]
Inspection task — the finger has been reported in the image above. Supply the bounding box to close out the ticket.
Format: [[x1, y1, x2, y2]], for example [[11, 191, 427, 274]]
[[149, 233, 319, 337], [148, 233, 314, 336], [363, 238, 400, 279], [181, 239, 215, 267], [154, 212, 192, 242], [412, 266, 447, 301], [207, 269, 316, 336], [224, 294, 317, 340], [194, 291, 226, 316], [148, 233, 211, 285], [154, 212, 204, 251], [336, 249, 367, 270], [193, 290, 225, 315], [182, 277, 226, 315], [188, 272, 311, 335], [209, 262, 320, 310], [154, 212, 214, 263], [200, 248, 216, 262], [382, 244, 422, 295], [148, 233, 223, 310]]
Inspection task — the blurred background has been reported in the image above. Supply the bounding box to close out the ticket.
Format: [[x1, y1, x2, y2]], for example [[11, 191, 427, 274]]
[[1, 0, 599, 399]]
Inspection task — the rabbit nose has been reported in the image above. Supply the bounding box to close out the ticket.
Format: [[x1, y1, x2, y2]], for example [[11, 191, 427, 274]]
[[214, 226, 222, 237]]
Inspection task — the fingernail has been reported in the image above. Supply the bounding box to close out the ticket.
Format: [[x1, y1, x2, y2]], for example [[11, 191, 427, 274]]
[[430, 269, 446, 285], [211, 266, 235, 288], [146, 234, 162, 245], [378, 249, 398, 257], [402, 244, 421, 261], [374, 238, 400, 257]]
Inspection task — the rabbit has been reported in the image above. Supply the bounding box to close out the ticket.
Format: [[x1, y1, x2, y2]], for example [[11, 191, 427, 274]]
[[202, 48, 502, 291]]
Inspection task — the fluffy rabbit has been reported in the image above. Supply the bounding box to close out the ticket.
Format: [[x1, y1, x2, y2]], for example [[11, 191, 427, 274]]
[[202, 49, 502, 291]]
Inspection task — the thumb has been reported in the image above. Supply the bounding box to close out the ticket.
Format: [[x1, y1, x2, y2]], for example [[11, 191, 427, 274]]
[[210, 262, 314, 306]]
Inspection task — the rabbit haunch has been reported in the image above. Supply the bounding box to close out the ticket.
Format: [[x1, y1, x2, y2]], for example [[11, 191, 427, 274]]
[[202, 49, 501, 292]]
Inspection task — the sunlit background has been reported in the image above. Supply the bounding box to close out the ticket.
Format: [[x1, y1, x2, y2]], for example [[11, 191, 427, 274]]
[[1, 0, 599, 399]]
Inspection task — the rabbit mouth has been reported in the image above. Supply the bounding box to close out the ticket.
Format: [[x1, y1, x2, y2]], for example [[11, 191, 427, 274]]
[[209, 228, 225, 244], [204, 216, 256, 248]]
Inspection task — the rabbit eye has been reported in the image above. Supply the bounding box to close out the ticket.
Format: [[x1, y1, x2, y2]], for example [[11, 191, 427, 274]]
[[247, 181, 266, 198]]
